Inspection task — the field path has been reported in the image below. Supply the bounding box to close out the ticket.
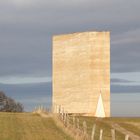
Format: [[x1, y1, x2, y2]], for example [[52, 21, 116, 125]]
[[111, 122, 140, 140]]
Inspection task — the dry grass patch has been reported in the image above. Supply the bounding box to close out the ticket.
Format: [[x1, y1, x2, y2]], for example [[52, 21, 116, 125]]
[[0, 112, 73, 140], [72, 116, 124, 140], [107, 117, 140, 137]]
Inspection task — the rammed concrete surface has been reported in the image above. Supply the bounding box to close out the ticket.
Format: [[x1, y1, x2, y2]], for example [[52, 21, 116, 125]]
[[52, 31, 110, 117]]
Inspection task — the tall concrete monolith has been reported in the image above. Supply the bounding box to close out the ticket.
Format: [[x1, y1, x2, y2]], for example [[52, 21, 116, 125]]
[[53, 31, 110, 117]]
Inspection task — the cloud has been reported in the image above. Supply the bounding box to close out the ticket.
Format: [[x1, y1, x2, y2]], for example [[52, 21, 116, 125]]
[[111, 78, 134, 83], [111, 44, 140, 72], [0, 76, 51, 84], [10, 0, 32, 6], [111, 93, 140, 117], [0, 82, 52, 94], [0, 0, 140, 77], [1, 0, 140, 114], [112, 29, 140, 45], [0, 82, 52, 111], [111, 84, 140, 93]]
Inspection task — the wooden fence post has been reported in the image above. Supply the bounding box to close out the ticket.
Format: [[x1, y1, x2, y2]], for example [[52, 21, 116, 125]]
[[64, 112, 67, 126], [61, 107, 64, 121], [66, 114, 70, 127], [111, 129, 115, 140], [58, 105, 61, 118], [83, 121, 88, 140], [83, 121, 87, 133], [63, 111, 65, 123], [62, 108, 65, 122], [99, 129, 103, 140], [55, 105, 58, 114], [125, 135, 129, 140], [58, 105, 61, 114], [91, 124, 96, 140], [76, 118, 80, 129], [73, 116, 76, 128]]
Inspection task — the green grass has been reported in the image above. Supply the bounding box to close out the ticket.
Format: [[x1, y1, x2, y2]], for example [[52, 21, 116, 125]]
[[68, 116, 140, 140], [0, 112, 139, 140], [107, 117, 140, 137], [79, 117, 140, 140], [0, 112, 73, 140], [71, 116, 124, 140]]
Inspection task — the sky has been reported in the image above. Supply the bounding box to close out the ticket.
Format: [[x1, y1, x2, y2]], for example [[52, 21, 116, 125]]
[[0, 0, 140, 116]]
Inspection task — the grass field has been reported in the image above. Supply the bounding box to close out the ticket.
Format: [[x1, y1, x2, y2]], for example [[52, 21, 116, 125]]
[[69, 116, 124, 140], [0, 112, 73, 140], [74, 116, 140, 140], [0, 112, 140, 140], [108, 117, 140, 136]]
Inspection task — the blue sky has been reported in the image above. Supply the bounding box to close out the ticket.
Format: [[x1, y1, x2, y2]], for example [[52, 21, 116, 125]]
[[0, 0, 140, 116]]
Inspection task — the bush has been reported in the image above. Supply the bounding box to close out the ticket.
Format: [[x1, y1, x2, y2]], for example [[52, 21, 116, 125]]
[[0, 91, 24, 112]]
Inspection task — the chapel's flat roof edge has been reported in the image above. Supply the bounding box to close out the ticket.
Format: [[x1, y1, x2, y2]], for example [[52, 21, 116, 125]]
[[53, 30, 110, 37]]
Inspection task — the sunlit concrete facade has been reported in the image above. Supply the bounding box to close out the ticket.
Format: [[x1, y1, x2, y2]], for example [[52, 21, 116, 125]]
[[53, 31, 110, 117]]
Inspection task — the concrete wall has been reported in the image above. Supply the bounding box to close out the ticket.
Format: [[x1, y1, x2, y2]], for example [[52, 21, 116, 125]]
[[53, 31, 110, 117]]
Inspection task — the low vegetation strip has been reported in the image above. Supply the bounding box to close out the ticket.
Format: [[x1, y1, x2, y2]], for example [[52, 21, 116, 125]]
[[0, 112, 140, 140], [107, 117, 140, 137], [111, 123, 140, 140], [68, 116, 125, 140], [60, 115, 140, 140], [0, 112, 73, 140]]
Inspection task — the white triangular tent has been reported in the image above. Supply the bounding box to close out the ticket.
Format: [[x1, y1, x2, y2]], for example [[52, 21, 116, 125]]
[[95, 93, 105, 117]]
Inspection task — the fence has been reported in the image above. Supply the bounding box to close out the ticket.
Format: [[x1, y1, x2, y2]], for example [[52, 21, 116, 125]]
[[52, 105, 130, 140], [33, 105, 130, 140]]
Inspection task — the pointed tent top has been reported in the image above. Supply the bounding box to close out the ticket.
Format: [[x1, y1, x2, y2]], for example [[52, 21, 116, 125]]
[[95, 92, 105, 118]]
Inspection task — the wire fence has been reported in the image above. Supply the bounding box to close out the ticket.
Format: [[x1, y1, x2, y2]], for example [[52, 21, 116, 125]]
[[33, 105, 130, 140], [52, 105, 130, 140]]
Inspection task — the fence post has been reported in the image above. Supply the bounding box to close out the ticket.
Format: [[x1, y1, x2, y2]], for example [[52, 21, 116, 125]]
[[91, 124, 96, 140], [73, 116, 76, 128], [76, 118, 80, 129], [64, 112, 67, 126], [125, 135, 129, 140], [58, 105, 61, 114], [61, 107, 64, 121], [65, 112, 68, 126], [111, 129, 115, 140], [55, 104, 57, 114], [99, 129, 103, 140], [83, 121, 88, 140], [62, 108, 65, 122], [67, 114, 70, 127], [83, 121, 87, 133], [58, 105, 61, 118]]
